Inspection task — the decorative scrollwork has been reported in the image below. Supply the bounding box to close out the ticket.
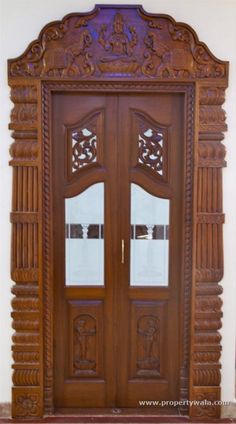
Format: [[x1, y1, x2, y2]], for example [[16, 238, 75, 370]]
[[136, 114, 166, 177], [72, 125, 97, 172]]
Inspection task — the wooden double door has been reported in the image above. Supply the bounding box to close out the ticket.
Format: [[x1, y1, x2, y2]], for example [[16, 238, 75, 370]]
[[52, 91, 184, 409]]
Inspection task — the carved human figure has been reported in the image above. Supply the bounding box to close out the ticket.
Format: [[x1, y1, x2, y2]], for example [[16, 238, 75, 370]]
[[99, 12, 137, 58], [138, 318, 159, 359], [74, 318, 96, 362], [110, 13, 130, 56]]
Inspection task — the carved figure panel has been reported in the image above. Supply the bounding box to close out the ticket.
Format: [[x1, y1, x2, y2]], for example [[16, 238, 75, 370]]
[[68, 300, 104, 379], [73, 314, 96, 376], [98, 11, 138, 73], [130, 301, 166, 379], [136, 315, 160, 376]]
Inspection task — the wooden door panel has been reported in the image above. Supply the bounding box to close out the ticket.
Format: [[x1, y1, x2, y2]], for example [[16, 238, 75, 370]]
[[53, 93, 118, 407], [117, 93, 184, 406], [53, 91, 184, 409]]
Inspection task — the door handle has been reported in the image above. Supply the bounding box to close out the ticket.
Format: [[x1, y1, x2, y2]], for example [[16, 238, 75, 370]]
[[121, 239, 125, 264]]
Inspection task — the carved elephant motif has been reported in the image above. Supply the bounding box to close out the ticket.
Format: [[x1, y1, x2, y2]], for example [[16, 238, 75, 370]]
[[143, 31, 195, 77], [42, 47, 74, 76], [41, 29, 94, 77], [158, 48, 195, 77]]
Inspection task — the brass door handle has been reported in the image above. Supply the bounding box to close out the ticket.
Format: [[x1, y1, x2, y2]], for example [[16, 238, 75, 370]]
[[121, 239, 125, 264]]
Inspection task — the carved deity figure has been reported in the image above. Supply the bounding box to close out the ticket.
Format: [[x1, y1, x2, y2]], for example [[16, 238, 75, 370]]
[[138, 318, 159, 360], [74, 318, 96, 362], [99, 12, 137, 58]]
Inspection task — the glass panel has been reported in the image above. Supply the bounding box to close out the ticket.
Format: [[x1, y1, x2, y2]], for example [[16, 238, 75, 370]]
[[130, 183, 169, 286], [65, 183, 104, 285]]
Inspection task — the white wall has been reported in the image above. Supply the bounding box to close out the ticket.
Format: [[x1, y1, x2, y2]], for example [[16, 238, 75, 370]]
[[0, 0, 236, 404]]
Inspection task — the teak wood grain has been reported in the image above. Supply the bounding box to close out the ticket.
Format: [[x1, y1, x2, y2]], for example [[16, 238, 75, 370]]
[[7, 4, 228, 420]]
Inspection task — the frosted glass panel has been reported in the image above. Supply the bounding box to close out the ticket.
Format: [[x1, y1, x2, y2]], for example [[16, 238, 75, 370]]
[[65, 183, 104, 285], [130, 184, 169, 286]]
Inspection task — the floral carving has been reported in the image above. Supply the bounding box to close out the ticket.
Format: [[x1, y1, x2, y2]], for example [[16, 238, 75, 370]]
[[191, 391, 220, 417], [14, 393, 40, 417]]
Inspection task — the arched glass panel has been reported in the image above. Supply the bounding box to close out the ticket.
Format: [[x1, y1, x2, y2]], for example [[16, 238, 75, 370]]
[[65, 183, 104, 285], [130, 183, 169, 286]]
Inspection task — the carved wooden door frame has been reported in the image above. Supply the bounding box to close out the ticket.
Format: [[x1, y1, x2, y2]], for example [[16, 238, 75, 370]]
[[8, 5, 228, 419]]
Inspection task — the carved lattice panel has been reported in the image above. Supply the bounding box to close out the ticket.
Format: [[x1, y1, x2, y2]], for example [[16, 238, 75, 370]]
[[67, 111, 104, 178], [133, 112, 168, 179]]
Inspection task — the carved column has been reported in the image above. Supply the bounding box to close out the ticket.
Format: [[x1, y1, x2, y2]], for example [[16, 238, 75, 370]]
[[9, 83, 42, 418], [190, 85, 227, 419]]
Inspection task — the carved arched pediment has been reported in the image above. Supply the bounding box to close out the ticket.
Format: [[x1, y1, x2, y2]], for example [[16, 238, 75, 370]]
[[8, 5, 228, 80]]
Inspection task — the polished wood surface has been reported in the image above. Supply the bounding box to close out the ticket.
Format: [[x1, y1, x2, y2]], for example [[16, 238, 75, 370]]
[[8, 4, 228, 420], [52, 92, 183, 408]]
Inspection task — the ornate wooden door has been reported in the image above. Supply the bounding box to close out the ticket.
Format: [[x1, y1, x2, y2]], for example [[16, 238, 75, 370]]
[[8, 4, 228, 419], [52, 91, 184, 408]]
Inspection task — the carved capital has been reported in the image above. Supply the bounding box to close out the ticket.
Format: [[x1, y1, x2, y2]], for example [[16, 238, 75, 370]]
[[196, 213, 225, 224], [199, 105, 227, 131], [199, 87, 225, 105], [195, 268, 223, 282], [10, 212, 38, 224], [10, 141, 38, 161], [11, 86, 37, 103], [11, 269, 39, 282], [198, 141, 226, 167], [192, 368, 221, 386], [12, 369, 40, 386]]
